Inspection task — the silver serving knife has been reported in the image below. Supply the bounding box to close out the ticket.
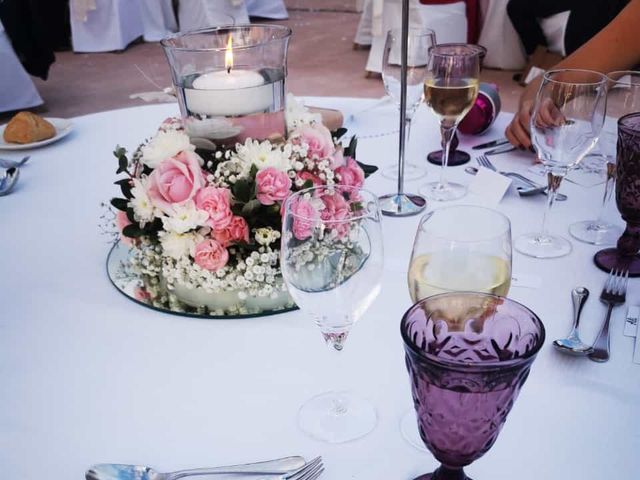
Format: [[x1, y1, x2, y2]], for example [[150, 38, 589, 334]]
[[471, 138, 509, 150]]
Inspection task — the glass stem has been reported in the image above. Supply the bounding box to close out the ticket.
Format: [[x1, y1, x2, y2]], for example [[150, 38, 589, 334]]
[[397, 115, 412, 196], [439, 123, 456, 187], [433, 465, 467, 480], [540, 170, 564, 238], [595, 161, 616, 226], [325, 336, 349, 416]]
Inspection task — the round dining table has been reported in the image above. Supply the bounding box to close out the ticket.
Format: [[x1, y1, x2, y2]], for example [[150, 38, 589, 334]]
[[1, 97, 638, 480]]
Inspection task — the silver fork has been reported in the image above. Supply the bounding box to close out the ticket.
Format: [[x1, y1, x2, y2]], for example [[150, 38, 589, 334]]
[[476, 155, 568, 200], [166, 457, 325, 480], [588, 268, 629, 363]]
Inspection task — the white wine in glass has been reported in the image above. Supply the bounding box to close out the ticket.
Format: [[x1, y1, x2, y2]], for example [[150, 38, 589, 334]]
[[420, 44, 481, 202]]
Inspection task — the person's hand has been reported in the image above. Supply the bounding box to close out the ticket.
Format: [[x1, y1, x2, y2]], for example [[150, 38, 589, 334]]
[[505, 99, 533, 148]]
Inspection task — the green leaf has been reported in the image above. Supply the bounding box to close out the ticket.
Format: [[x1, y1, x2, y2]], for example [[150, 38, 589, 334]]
[[249, 164, 258, 179], [113, 145, 127, 159], [301, 179, 314, 190], [232, 179, 252, 203], [242, 199, 262, 216], [126, 207, 136, 223], [332, 127, 347, 140], [115, 178, 133, 198], [110, 198, 129, 212], [143, 217, 163, 233], [231, 203, 245, 216], [116, 155, 128, 174], [356, 160, 378, 178], [350, 201, 363, 212], [122, 224, 145, 238], [344, 136, 358, 160]]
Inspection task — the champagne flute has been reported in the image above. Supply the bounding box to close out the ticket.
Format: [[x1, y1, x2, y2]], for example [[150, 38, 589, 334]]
[[569, 71, 640, 245], [380, 28, 436, 181], [515, 69, 607, 259], [420, 44, 480, 202], [281, 185, 384, 443], [401, 204, 512, 450]]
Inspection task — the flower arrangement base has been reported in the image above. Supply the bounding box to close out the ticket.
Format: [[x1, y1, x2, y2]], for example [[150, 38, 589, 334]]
[[107, 241, 297, 319]]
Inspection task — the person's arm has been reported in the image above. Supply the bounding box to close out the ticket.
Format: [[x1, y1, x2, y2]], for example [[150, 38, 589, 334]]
[[505, 0, 640, 149]]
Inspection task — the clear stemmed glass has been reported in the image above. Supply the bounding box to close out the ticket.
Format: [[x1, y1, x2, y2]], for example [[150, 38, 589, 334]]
[[514, 69, 607, 258], [569, 71, 640, 245], [281, 185, 384, 443], [401, 292, 546, 480], [419, 44, 480, 202], [381, 28, 436, 181], [401, 205, 512, 450]]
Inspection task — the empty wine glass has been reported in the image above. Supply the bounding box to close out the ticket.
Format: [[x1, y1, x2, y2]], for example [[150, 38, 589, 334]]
[[570, 71, 640, 245], [420, 44, 481, 202], [381, 28, 436, 181], [401, 292, 546, 480], [281, 185, 384, 443], [515, 69, 607, 258]]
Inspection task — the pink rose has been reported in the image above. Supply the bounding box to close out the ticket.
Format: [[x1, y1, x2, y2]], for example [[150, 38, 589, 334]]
[[194, 239, 229, 272], [134, 287, 153, 301], [213, 215, 250, 247], [295, 124, 335, 159], [335, 157, 365, 189], [296, 171, 323, 189], [256, 167, 292, 206], [116, 210, 135, 247], [148, 150, 205, 213], [290, 197, 318, 241], [320, 193, 351, 237], [195, 186, 233, 230]]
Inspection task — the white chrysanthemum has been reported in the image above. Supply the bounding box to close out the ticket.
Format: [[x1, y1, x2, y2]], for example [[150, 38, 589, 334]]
[[285, 93, 322, 129], [234, 139, 291, 172], [161, 201, 208, 234], [141, 130, 195, 169], [130, 178, 156, 224], [159, 231, 199, 260]]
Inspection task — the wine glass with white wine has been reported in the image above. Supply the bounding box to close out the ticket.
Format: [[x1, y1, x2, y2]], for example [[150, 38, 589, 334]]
[[400, 205, 512, 450], [420, 44, 481, 202]]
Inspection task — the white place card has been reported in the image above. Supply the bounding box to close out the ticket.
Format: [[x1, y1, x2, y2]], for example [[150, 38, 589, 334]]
[[511, 273, 542, 289], [624, 306, 639, 337], [468, 167, 512, 206]]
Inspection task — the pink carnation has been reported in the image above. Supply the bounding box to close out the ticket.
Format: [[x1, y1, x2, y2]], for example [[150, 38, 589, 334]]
[[194, 239, 229, 272], [195, 186, 233, 230], [213, 215, 250, 247], [330, 149, 347, 169], [335, 157, 365, 189], [296, 171, 323, 189], [148, 150, 205, 213], [320, 193, 351, 237], [256, 167, 292, 206], [295, 124, 335, 159], [290, 197, 318, 241]]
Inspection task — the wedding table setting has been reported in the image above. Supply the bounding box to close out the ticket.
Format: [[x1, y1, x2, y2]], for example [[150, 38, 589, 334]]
[[1, 22, 639, 480]]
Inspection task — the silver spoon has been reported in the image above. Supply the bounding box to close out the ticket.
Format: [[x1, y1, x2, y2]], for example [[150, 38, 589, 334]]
[[0, 167, 20, 196], [464, 166, 567, 201], [86, 456, 307, 480], [553, 287, 593, 355], [0, 155, 30, 169]]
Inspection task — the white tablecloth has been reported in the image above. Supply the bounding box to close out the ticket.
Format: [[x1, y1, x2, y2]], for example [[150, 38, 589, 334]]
[[0, 98, 638, 480]]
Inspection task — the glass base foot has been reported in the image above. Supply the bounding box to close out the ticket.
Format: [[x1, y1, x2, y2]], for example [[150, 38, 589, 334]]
[[381, 162, 428, 181], [569, 221, 622, 245], [298, 391, 377, 443], [379, 193, 427, 217], [515, 232, 572, 258], [427, 150, 471, 167], [419, 182, 467, 202], [593, 248, 640, 277], [414, 467, 472, 480], [400, 409, 427, 452]]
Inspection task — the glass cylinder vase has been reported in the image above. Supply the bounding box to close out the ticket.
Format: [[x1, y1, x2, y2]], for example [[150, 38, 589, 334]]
[[161, 25, 291, 149]]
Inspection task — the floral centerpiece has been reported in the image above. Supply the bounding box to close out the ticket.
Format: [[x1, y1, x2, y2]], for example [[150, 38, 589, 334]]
[[110, 97, 371, 316]]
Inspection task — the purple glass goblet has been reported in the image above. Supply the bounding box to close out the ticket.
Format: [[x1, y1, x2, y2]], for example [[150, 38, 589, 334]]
[[401, 293, 546, 480], [595, 112, 640, 276]]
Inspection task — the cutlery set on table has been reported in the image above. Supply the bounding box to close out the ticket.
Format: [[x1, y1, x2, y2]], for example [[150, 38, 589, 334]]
[[86, 456, 324, 480], [0, 155, 29, 196]]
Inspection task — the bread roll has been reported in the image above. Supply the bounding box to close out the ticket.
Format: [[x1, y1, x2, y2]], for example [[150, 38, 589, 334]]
[[3, 112, 56, 144]]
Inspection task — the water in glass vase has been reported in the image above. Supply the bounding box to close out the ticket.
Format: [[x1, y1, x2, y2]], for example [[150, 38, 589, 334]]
[[424, 78, 479, 123], [408, 253, 511, 302], [176, 68, 286, 147]]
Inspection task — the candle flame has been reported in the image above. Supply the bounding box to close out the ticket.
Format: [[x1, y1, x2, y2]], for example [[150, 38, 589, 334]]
[[225, 35, 233, 74]]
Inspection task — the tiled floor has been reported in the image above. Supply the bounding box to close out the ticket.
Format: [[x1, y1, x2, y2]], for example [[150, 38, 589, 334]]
[[6, 1, 524, 121]]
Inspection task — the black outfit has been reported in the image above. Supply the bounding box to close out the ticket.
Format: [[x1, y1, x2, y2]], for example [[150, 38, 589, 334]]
[[507, 0, 630, 56], [0, 0, 70, 80]]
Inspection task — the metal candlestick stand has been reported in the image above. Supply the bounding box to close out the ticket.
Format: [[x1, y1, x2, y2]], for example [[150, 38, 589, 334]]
[[378, 0, 427, 217]]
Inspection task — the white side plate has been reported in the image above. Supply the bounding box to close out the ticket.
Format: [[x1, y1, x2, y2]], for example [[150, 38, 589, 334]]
[[0, 118, 74, 150]]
